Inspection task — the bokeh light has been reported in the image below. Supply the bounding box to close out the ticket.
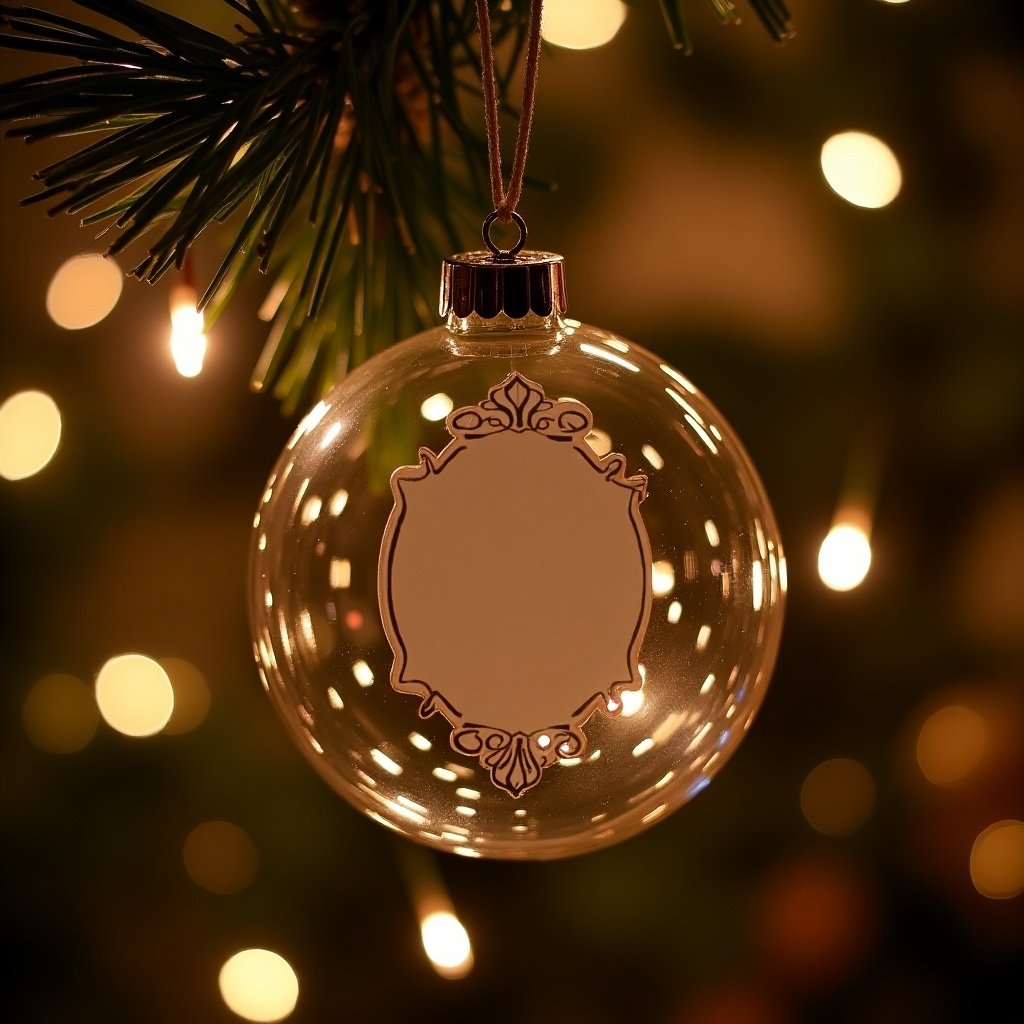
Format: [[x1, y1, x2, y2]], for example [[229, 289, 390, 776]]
[[755, 857, 879, 994], [218, 949, 299, 1022], [818, 522, 872, 591], [970, 820, 1024, 899], [916, 704, 987, 786], [94, 654, 174, 737], [45, 252, 122, 329], [420, 911, 474, 980], [169, 285, 207, 377], [183, 821, 259, 895], [820, 131, 902, 208], [21, 672, 99, 754], [419, 392, 453, 422], [160, 657, 212, 735], [541, 0, 626, 51], [800, 758, 876, 837], [0, 390, 62, 481]]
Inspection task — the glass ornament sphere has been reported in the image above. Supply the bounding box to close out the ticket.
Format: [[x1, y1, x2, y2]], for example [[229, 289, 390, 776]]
[[250, 260, 784, 860]]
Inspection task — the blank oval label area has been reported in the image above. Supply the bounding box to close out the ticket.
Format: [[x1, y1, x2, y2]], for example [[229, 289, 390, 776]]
[[379, 373, 652, 796]]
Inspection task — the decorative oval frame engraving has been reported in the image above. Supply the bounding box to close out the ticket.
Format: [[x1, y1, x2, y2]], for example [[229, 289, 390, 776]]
[[378, 373, 653, 796]]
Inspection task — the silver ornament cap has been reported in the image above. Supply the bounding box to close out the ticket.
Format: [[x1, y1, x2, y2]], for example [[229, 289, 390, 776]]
[[440, 211, 567, 320]]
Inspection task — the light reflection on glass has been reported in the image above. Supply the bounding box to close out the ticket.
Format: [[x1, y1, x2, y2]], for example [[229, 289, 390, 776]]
[[660, 363, 697, 394], [330, 558, 351, 589], [641, 804, 667, 824], [408, 731, 432, 751], [370, 747, 402, 775], [352, 659, 374, 686], [327, 687, 344, 710], [319, 421, 342, 450], [632, 737, 654, 757], [619, 686, 645, 718], [704, 519, 720, 547], [651, 559, 675, 596], [752, 560, 764, 611], [664, 386, 704, 424], [433, 766, 458, 783], [579, 342, 640, 372], [699, 673, 716, 695], [642, 444, 664, 470], [684, 413, 719, 455], [328, 489, 349, 516], [666, 600, 682, 624], [695, 625, 711, 651], [455, 805, 477, 817]]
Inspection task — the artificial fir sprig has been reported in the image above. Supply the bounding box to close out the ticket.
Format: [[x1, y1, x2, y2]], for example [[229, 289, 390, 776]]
[[0, 1, 790, 410]]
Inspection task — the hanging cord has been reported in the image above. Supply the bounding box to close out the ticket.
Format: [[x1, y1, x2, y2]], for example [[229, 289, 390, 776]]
[[476, 0, 544, 236]]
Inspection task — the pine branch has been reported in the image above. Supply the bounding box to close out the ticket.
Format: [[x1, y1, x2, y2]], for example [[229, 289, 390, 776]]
[[0, 1, 791, 412]]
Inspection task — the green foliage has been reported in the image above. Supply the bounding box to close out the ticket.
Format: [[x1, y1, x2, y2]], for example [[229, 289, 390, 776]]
[[0, 1, 790, 411]]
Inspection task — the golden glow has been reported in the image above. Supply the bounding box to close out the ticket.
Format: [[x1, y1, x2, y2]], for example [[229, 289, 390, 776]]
[[916, 704, 986, 786], [800, 758, 876, 837], [818, 521, 872, 591], [352, 659, 374, 686], [22, 673, 98, 753], [218, 949, 299, 1022], [820, 131, 902, 209], [329, 557, 351, 589], [0, 390, 62, 481], [46, 252, 122, 329], [370, 747, 402, 775], [328, 489, 348, 516], [420, 911, 473, 979], [94, 654, 174, 737], [651, 559, 675, 596], [579, 342, 639, 372], [169, 285, 207, 377], [970, 820, 1024, 899], [183, 820, 259, 895], [619, 686, 645, 718], [642, 444, 664, 470], [420, 392, 454, 422], [667, 600, 682, 624], [160, 657, 211, 735], [542, 0, 626, 50]]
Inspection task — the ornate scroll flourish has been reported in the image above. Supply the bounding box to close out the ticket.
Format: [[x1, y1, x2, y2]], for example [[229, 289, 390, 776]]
[[451, 724, 584, 797], [379, 372, 653, 797]]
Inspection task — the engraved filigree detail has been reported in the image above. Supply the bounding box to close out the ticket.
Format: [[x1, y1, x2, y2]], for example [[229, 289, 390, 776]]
[[448, 372, 594, 441], [451, 724, 584, 797], [379, 372, 654, 797]]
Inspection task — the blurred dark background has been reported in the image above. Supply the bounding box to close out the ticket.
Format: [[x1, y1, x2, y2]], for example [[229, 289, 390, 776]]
[[2, 1, 1023, 1021]]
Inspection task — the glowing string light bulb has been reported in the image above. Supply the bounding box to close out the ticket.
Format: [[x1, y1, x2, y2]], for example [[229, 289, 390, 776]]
[[169, 284, 207, 378], [541, 0, 627, 50], [818, 509, 873, 592], [420, 910, 474, 980]]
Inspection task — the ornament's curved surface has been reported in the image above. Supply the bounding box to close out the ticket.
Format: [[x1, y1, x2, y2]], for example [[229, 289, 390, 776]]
[[379, 373, 652, 796]]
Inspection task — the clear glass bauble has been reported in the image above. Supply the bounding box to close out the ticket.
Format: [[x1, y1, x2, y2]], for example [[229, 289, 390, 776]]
[[250, 313, 785, 859]]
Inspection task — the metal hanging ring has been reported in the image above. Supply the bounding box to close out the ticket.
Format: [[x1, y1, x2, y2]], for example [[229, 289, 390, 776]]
[[482, 210, 527, 260]]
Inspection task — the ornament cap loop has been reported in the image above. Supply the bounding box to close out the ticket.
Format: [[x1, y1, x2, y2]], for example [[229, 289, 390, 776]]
[[482, 210, 527, 260], [440, 249, 567, 322]]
